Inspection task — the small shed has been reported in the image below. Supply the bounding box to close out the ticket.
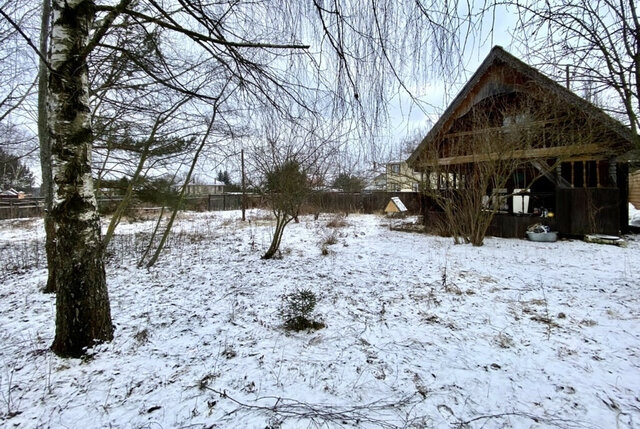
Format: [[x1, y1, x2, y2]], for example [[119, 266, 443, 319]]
[[384, 196, 408, 214]]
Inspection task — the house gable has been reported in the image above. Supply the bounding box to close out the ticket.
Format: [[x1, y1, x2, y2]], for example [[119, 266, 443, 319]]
[[408, 46, 634, 169]]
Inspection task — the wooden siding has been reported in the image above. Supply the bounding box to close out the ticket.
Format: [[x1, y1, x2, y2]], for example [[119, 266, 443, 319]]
[[630, 170, 640, 209], [556, 188, 620, 235], [432, 144, 605, 166]]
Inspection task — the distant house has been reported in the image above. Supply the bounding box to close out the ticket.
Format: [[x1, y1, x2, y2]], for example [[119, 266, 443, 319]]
[[364, 172, 387, 191], [183, 180, 225, 196], [408, 46, 636, 237], [385, 161, 420, 192]]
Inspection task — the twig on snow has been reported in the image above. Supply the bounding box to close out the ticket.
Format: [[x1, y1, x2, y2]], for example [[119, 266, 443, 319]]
[[455, 411, 597, 428], [201, 385, 421, 428]]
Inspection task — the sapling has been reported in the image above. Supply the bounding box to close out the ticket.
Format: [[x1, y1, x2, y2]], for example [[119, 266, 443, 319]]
[[279, 289, 325, 331]]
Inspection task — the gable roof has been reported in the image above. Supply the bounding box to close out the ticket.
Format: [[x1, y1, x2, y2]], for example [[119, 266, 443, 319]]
[[407, 46, 635, 167]]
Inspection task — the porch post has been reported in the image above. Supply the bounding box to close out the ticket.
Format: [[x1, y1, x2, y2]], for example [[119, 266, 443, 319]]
[[609, 158, 617, 186], [571, 161, 575, 187]]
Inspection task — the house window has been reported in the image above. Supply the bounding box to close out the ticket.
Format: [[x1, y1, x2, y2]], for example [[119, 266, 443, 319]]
[[390, 164, 400, 174]]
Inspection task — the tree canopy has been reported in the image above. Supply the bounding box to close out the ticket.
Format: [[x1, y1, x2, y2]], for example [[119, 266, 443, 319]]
[[0, 147, 34, 190], [332, 173, 365, 192]]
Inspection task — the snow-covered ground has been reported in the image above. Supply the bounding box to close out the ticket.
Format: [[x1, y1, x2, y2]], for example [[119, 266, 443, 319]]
[[1, 210, 639, 428]]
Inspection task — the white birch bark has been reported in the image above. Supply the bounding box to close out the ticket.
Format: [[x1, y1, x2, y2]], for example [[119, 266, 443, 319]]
[[49, 0, 113, 357]]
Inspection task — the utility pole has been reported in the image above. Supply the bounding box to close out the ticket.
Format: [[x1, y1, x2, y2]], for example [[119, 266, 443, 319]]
[[241, 148, 246, 221]]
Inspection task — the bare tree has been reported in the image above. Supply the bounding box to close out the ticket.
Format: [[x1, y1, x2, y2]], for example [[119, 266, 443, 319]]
[[508, 0, 639, 145], [0, 1, 39, 128], [261, 159, 310, 259], [248, 115, 340, 259]]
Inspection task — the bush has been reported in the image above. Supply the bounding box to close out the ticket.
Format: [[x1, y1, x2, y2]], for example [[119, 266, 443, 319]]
[[326, 215, 348, 228], [279, 289, 325, 331], [322, 230, 338, 246]]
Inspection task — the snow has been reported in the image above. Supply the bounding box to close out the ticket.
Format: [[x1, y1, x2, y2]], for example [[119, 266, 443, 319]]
[[1, 210, 640, 428], [630, 203, 640, 227]]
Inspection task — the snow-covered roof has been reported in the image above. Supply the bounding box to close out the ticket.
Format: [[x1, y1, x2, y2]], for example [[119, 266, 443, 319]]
[[0, 188, 19, 197]]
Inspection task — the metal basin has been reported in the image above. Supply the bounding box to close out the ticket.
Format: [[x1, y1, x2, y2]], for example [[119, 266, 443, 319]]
[[526, 231, 558, 242]]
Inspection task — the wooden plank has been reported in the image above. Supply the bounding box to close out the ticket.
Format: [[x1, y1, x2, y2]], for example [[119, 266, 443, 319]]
[[442, 119, 558, 139], [430, 144, 607, 166]]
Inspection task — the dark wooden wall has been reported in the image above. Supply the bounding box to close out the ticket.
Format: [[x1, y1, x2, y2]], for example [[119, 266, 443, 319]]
[[556, 188, 620, 235]]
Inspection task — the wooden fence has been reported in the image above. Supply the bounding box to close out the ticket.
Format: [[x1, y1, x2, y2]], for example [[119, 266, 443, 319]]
[[207, 194, 264, 211], [0, 192, 424, 220], [309, 191, 423, 214], [0, 199, 44, 220]]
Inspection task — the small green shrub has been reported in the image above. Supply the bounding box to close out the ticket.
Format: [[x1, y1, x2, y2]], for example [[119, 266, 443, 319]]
[[279, 289, 325, 331]]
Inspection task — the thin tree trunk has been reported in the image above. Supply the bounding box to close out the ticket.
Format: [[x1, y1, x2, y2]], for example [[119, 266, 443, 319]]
[[137, 205, 167, 268], [262, 218, 283, 259], [241, 148, 246, 221], [38, 0, 56, 294], [262, 212, 291, 259], [145, 108, 218, 268], [49, 0, 113, 358]]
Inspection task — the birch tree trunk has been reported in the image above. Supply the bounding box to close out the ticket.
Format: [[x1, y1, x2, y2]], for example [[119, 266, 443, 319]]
[[38, 0, 56, 294], [49, 0, 113, 358]]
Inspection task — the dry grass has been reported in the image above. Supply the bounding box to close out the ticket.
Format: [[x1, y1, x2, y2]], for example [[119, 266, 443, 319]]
[[326, 215, 348, 228]]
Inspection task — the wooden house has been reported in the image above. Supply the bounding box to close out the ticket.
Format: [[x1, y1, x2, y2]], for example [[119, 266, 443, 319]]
[[385, 161, 421, 192], [183, 180, 225, 196], [407, 46, 636, 237]]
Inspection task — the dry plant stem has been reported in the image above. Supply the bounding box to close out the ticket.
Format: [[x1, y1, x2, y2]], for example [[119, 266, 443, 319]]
[[201, 385, 417, 428], [540, 282, 552, 340], [456, 411, 576, 427]]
